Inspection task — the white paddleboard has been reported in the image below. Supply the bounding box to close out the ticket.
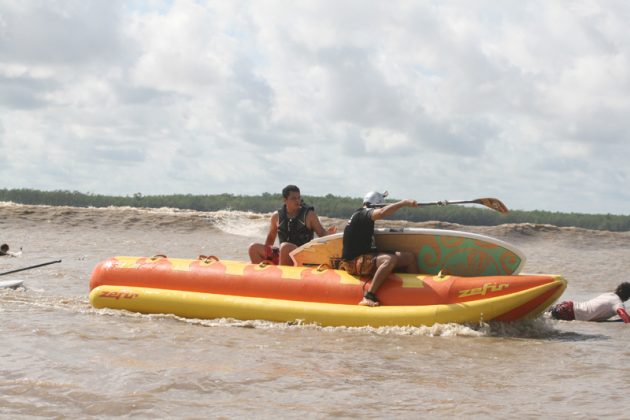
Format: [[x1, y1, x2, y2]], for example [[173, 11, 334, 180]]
[[0, 279, 25, 289], [290, 227, 526, 276]]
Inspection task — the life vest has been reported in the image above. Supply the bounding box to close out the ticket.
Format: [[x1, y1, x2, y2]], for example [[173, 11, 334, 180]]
[[277, 204, 314, 246]]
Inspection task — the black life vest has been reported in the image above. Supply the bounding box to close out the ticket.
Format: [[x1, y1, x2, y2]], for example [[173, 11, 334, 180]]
[[277, 204, 314, 246]]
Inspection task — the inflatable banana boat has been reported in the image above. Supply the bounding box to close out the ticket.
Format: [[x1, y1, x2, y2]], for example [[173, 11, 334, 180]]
[[89, 255, 566, 327]]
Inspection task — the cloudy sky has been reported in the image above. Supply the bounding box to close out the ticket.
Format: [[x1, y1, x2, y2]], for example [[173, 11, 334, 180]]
[[1, 1, 629, 214]]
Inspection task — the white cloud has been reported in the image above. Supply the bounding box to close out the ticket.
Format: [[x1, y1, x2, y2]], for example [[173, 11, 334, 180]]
[[361, 128, 411, 154], [1, 1, 630, 213]]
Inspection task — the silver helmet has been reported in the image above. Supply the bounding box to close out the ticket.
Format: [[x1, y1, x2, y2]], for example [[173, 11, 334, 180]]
[[363, 190, 388, 206]]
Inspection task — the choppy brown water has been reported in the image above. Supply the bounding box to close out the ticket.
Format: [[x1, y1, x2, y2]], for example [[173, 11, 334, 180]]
[[2, 202, 630, 418]]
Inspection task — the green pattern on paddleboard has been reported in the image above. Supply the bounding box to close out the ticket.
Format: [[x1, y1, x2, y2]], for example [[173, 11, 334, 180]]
[[416, 235, 521, 276]]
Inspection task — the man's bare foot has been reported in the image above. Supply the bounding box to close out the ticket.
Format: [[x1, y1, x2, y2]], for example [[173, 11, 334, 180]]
[[359, 297, 379, 307], [359, 291, 379, 307]]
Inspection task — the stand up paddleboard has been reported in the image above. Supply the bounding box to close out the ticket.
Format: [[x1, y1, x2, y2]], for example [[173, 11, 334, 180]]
[[0, 279, 24, 289], [290, 228, 526, 276]]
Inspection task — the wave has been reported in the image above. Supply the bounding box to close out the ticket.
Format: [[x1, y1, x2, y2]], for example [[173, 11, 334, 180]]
[[0, 202, 270, 236], [3, 202, 630, 245]]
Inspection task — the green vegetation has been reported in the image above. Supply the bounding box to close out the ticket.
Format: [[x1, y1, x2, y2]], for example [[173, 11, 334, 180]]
[[2, 188, 630, 231]]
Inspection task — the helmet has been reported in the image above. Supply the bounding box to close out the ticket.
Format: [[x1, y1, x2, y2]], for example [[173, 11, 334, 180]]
[[363, 191, 388, 206]]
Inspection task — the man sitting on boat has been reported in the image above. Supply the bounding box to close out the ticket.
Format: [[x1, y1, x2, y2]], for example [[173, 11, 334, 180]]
[[550, 282, 630, 323], [339, 191, 420, 307], [248, 185, 336, 266]]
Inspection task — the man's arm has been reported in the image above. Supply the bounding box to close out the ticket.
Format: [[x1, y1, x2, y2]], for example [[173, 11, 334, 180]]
[[264, 212, 279, 246], [307, 211, 337, 237], [371, 199, 418, 221], [617, 307, 630, 323]]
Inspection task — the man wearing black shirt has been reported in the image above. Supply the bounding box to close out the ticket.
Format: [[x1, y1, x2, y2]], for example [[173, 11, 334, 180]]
[[341, 191, 420, 306]]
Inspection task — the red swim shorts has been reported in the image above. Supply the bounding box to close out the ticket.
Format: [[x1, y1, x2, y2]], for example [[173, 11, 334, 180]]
[[264, 245, 280, 265]]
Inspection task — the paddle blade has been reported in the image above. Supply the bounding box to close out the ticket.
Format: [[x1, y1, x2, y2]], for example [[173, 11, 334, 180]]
[[474, 198, 509, 213]]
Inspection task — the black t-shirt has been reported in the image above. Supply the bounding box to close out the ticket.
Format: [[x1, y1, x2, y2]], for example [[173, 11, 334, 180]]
[[341, 207, 375, 260]]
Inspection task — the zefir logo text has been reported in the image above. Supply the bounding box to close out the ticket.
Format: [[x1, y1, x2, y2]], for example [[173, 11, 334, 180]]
[[459, 283, 508, 298]]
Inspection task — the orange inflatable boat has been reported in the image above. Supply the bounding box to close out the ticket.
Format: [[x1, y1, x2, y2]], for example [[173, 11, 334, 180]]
[[89, 255, 566, 327]]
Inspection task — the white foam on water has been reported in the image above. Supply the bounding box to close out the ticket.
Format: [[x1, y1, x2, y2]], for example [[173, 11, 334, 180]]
[[204, 209, 272, 238], [81, 304, 562, 339]]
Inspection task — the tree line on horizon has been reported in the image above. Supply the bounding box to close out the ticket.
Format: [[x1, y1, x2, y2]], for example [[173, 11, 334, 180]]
[[2, 188, 630, 232]]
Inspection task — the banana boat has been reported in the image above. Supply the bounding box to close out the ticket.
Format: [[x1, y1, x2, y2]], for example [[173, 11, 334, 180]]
[[89, 255, 566, 327]]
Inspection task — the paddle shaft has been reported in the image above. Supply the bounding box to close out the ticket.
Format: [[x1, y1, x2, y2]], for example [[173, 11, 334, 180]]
[[0, 260, 62, 277]]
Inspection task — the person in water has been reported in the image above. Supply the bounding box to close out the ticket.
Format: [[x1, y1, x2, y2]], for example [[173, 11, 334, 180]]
[[550, 282, 630, 323], [339, 191, 420, 307], [1, 244, 21, 257], [248, 185, 336, 266]]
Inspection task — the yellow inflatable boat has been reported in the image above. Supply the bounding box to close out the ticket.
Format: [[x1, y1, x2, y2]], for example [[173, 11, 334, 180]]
[[89, 255, 566, 327]]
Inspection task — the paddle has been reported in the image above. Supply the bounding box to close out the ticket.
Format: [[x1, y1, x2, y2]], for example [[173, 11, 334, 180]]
[[0, 260, 62, 277], [422, 198, 508, 213], [373, 197, 509, 213]]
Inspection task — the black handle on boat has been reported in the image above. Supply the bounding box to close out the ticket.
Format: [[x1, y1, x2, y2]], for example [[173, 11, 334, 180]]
[[373, 197, 508, 213], [0, 260, 62, 277]]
